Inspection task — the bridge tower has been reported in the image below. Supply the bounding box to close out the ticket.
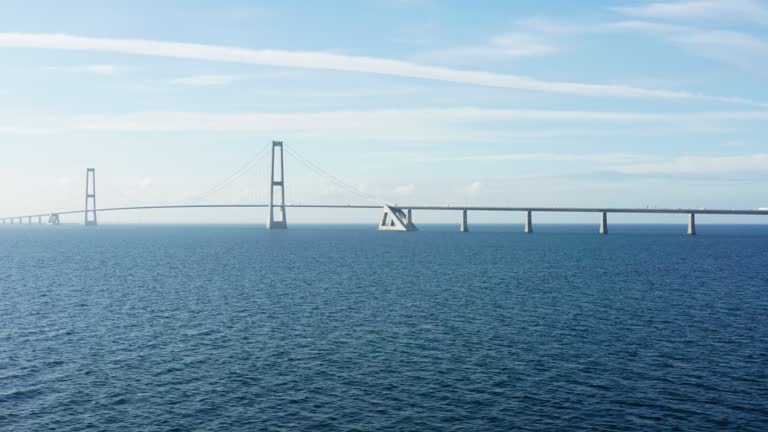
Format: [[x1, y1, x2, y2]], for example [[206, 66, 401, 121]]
[[84, 168, 97, 226], [267, 141, 287, 229]]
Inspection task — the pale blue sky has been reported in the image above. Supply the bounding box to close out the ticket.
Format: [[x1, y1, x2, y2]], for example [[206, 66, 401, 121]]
[[0, 0, 767, 224]]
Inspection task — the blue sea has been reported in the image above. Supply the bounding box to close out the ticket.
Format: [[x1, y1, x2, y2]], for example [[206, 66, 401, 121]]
[[1, 224, 767, 431]]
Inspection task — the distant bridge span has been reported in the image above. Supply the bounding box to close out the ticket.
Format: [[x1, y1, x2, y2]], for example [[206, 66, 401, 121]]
[[3, 204, 379, 219], [2, 141, 767, 235], [4, 204, 768, 220], [3, 203, 767, 236]]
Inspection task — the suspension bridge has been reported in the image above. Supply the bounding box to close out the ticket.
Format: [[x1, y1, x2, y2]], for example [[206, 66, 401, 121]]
[[2, 141, 767, 235]]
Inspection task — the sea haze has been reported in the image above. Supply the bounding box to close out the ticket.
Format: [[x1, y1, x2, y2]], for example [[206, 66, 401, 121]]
[[1, 224, 767, 431]]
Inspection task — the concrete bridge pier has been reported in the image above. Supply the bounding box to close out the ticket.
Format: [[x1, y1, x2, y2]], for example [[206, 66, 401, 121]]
[[688, 213, 696, 236], [48, 213, 60, 225], [38, 215, 42, 224], [379, 205, 417, 231], [600, 212, 608, 235], [460, 210, 469, 232], [524, 210, 533, 233], [405, 209, 417, 230]]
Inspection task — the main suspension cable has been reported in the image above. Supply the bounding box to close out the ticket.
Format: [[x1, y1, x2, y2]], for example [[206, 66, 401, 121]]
[[180, 143, 272, 204], [284, 145, 383, 205]]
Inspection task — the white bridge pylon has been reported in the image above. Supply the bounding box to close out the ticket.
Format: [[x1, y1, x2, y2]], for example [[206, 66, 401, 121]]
[[267, 140, 288, 230], [84, 168, 97, 226], [378, 205, 417, 231]]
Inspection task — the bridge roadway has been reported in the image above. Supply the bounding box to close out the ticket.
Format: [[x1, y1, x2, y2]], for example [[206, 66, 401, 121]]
[[1, 204, 376, 220], [2, 203, 768, 221], [400, 206, 768, 215]]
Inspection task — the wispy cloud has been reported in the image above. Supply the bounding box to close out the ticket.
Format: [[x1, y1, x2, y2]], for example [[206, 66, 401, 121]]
[[2, 108, 762, 145], [677, 29, 768, 52], [429, 151, 768, 177], [172, 75, 240, 86], [424, 152, 649, 164], [606, 20, 689, 33], [614, 154, 768, 174], [615, 0, 768, 24], [0, 126, 51, 135], [422, 33, 557, 63], [522, 15, 768, 74], [516, 17, 595, 34], [460, 181, 483, 194], [0, 32, 761, 104], [394, 184, 416, 195], [11, 108, 768, 135], [609, 20, 768, 72], [49, 64, 120, 74]]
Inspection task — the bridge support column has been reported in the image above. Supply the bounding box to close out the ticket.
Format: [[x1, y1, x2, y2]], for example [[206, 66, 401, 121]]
[[38, 216, 42, 224], [267, 141, 288, 230], [460, 210, 469, 232], [27, 216, 32, 224], [49, 213, 60, 225], [378, 205, 417, 231], [688, 213, 696, 236], [600, 212, 608, 235], [84, 168, 97, 226], [524, 210, 533, 233]]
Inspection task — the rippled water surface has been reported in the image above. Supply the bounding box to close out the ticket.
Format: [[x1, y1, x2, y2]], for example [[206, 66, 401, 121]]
[[1, 224, 767, 431]]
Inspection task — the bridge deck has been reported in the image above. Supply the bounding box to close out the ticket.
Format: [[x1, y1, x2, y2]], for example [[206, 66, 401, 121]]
[[3, 204, 768, 220], [400, 206, 768, 215]]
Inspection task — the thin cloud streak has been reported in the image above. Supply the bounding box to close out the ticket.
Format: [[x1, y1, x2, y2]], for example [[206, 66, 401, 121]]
[[2, 108, 761, 145], [172, 75, 240, 86], [520, 18, 768, 73], [608, 21, 768, 53], [421, 33, 557, 62], [608, 20, 768, 72], [614, 154, 768, 174], [48, 64, 121, 74], [0, 126, 52, 135], [66, 109, 768, 131], [421, 152, 649, 164], [615, 0, 768, 24], [1, 109, 766, 136], [428, 151, 768, 176], [0, 32, 762, 105]]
